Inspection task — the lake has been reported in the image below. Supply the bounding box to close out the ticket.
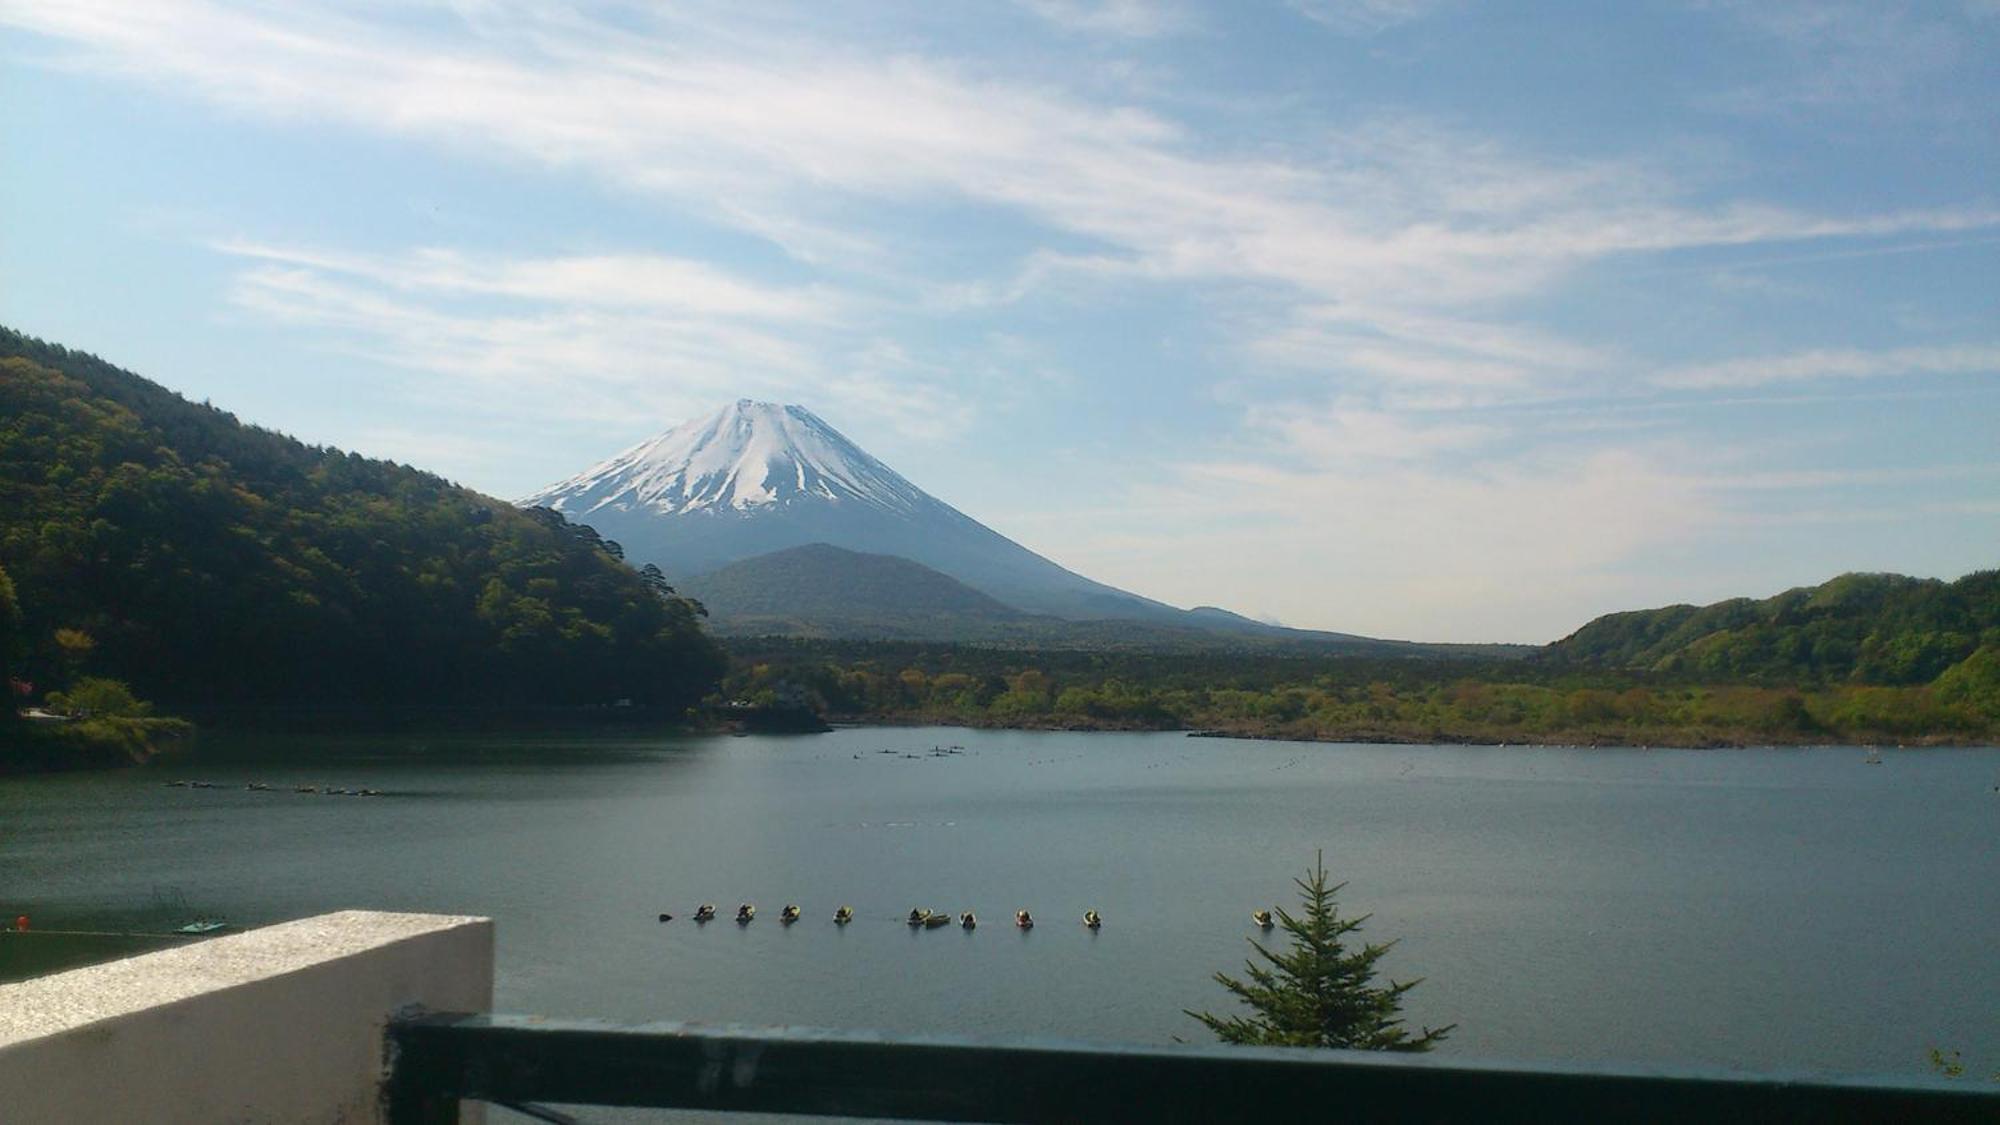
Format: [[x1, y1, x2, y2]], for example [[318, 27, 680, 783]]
[[3, 726, 1995, 1080]]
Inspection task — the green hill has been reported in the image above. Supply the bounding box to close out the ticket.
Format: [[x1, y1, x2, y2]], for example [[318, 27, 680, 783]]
[[0, 327, 723, 711], [1547, 570, 2000, 686]]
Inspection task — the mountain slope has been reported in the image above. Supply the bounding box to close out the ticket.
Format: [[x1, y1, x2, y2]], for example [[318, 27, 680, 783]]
[[1546, 570, 2000, 684], [681, 543, 1027, 638], [0, 327, 723, 709], [523, 400, 1194, 623]]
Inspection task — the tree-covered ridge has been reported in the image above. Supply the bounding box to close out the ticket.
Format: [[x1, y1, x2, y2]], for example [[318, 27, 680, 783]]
[[0, 327, 723, 710], [1547, 571, 2000, 685]]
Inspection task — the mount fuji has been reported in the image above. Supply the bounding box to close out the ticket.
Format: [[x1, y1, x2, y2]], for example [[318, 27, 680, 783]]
[[520, 400, 1196, 625]]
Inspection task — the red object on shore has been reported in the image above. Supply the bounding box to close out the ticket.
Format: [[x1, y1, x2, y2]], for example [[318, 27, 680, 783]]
[[13, 915, 27, 932]]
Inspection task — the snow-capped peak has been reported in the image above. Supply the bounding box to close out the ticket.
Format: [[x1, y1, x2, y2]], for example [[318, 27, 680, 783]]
[[521, 400, 931, 518]]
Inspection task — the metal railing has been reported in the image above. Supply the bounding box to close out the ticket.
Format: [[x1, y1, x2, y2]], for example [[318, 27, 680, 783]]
[[383, 1011, 1997, 1124]]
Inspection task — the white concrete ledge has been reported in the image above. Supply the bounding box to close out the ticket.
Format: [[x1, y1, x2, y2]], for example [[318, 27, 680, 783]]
[[0, 910, 493, 1124]]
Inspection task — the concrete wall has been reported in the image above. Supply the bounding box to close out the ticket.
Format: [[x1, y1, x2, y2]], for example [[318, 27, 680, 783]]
[[0, 910, 492, 1124]]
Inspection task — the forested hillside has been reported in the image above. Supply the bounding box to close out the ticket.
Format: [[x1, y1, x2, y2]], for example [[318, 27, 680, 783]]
[[1548, 571, 2000, 685], [0, 328, 724, 710]]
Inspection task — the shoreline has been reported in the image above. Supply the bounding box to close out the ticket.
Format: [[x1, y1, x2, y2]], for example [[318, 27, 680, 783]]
[[6, 707, 1990, 775], [828, 712, 1997, 749], [0, 717, 193, 776]]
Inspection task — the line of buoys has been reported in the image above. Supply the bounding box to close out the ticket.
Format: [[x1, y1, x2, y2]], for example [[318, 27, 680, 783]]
[[660, 905, 1093, 929], [163, 781, 383, 797], [657, 906, 1280, 930]]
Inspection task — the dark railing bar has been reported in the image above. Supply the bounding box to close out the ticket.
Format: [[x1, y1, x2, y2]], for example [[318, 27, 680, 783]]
[[384, 1011, 1997, 1124], [490, 1101, 578, 1124]]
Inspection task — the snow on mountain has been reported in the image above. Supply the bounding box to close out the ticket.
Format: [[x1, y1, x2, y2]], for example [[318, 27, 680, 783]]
[[521, 400, 928, 518], [520, 401, 1186, 623]]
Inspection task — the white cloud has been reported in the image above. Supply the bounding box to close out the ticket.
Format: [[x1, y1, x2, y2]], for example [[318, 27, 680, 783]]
[[10, 0, 1992, 320], [1015, 0, 1189, 37], [1654, 344, 2000, 390], [1699, 1, 1991, 120], [1247, 401, 1498, 463], [215, 241, 839, 321], [210, 239, 993, 445], [1288, 0, 1448, 35]]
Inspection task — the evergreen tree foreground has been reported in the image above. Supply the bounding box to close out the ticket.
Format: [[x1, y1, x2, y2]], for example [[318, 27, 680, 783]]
[[1189, 852, 1453, 1051]]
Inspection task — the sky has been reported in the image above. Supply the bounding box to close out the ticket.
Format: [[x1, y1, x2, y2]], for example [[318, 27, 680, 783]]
[[2, 0, 1996, 643]]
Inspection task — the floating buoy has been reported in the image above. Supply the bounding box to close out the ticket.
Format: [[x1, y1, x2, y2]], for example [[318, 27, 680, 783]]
[[13, 915, 28, 932]]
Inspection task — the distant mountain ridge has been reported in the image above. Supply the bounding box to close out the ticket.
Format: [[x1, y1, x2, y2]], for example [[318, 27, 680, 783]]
[[525, 400, 1288, 631], [681, 543, 1026, 639]]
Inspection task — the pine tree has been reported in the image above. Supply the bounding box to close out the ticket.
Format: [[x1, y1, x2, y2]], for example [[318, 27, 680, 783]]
[[1188, 851, 1452, 1051]]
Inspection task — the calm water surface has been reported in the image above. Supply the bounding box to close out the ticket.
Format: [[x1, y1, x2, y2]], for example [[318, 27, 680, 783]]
[[4, 727, 1995, 1078]]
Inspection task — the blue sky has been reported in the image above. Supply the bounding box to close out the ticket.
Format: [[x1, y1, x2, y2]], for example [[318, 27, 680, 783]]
[[3, 0, 1996, 642]]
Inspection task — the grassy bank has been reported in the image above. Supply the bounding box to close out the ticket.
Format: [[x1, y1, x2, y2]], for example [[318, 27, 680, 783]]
[[0, 716, 193, 775]]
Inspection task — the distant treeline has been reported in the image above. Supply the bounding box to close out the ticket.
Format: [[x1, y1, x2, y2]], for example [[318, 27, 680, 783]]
[[722, 634, 2000, 746], [0, 328, 724, 712]]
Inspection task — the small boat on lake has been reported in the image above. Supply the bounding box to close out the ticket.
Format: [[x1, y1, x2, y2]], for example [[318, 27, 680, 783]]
[[694, 903, 717, 923], [923, 911, 952, 929], [1252, 909, 1274, 930], [1015, 909, 1034, 930], [735, 903, 756, 924], [908, 908, 931, 927], [780, 904, 801, 924], [834, 906, 853, 925], [1083, 910, 1102, 930], [175, 918, 228, 935], [960, 911, 977, 930]]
